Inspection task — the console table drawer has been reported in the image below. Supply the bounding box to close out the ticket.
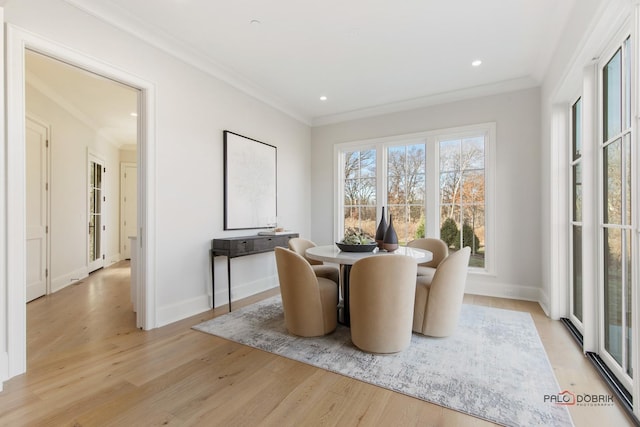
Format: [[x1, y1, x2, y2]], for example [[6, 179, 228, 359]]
[[253, 237, 275, 252], [229, 239, 253, 255]]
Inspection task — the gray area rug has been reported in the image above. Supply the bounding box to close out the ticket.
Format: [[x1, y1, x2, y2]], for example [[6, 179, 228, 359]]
[[193, 296, 573, 427]]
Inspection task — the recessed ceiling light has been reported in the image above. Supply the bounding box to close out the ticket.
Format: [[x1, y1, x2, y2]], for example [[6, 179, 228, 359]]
[[472, 60, 482, 67], [250, 19, 261, 25], [130, 112, 138, 117], [320, 96, 327, 101]]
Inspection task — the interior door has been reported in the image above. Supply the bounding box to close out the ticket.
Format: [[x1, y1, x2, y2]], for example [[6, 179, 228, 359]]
[[121, 163, 137, 260], [26, 117, 48, 302], [88, 157, 105, 273]]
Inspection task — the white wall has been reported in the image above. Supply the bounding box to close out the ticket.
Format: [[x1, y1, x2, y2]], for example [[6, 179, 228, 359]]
[[119, 148, 136, 164], [311, 88, 542, 301], [2, 0, 311, 334]]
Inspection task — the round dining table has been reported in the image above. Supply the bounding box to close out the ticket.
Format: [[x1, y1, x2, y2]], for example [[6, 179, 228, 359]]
[[305, 245, 433, 326]]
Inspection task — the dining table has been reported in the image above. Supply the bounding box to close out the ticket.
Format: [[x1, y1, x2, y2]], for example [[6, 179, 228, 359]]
[[305, 245, 433, 326]]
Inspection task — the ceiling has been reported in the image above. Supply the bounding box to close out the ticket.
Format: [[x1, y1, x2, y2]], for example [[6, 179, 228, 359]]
[[25, 50, 139, 147], [42, 0, 577, 127]]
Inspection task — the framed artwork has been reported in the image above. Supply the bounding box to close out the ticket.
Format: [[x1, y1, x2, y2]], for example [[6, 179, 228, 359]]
[[223, 130, 277, 230]]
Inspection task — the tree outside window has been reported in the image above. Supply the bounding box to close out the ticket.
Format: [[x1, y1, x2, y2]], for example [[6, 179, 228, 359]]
[[439, 137, 485, 268], [387, 144, 426, 244], [343, 149, 377, 238]]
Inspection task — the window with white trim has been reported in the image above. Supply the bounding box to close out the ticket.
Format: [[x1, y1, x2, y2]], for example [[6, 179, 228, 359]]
[[336, 123, 495, 272]]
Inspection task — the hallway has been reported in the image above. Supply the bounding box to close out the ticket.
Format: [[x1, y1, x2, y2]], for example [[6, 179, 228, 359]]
[[27, 261, 136, 367]]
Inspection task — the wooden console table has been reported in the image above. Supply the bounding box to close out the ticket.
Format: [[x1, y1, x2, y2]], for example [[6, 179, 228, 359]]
[[210, 233, 298, 311]]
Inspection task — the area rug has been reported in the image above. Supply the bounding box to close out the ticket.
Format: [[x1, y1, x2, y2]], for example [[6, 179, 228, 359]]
[[193, 296, 573, 427]]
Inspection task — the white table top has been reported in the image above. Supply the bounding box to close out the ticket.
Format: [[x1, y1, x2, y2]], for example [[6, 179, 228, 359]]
[[306, 244, 433, 265]]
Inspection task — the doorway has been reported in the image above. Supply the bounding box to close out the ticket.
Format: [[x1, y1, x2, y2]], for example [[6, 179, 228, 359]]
[[5, 25, 158, 380]]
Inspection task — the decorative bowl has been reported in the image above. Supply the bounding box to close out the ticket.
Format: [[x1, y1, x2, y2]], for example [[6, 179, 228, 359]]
[[335, 242, 378, 252]]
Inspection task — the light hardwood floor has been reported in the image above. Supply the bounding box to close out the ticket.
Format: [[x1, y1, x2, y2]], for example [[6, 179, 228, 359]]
[[0, 261, 634, 426]]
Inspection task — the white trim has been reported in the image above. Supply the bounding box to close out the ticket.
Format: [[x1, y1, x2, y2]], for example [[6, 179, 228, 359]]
[[581, 63, 599, 354], [633, 7, 640, 417], [314, 77, 537, 127], [548, 105, 570, 321], [5, 24, 158, 382], [161, 274, 280, 327], [0, 6, 8, 386], [50, 266, 89, 293], [6, 24, 28, 378], [465, 279, 543, 304]]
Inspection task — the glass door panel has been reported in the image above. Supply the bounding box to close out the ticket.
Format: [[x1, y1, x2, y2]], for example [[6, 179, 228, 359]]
[[599, 36, 633, 389], [88, 159, 104, 272], [570, 97, 584, 326]]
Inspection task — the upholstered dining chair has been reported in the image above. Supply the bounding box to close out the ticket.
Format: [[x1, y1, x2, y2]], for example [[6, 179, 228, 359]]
[[274, 247, 339, 337], [407, 238, 449, 281], [288, 237, 340, 286], [412, 247, 471, 337], [349, 255, 417, 353]]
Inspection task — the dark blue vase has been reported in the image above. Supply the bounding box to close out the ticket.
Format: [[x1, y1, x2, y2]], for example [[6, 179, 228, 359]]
[[375, 207, 387, 249], [383, 214, 398, 252]]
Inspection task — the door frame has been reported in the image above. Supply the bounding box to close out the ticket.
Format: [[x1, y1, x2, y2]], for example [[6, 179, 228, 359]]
[[5, 25, 158, 379]]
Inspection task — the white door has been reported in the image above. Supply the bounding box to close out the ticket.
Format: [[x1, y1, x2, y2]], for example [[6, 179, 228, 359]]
[[121, 163, 137, 260], [26, 118, 48, 302], [88, 157, 105, 273]]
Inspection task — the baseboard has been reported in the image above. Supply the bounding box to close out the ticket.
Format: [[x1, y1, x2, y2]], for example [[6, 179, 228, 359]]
[[157, 275, 281, 327], [156, 295, 210, 328], [465, 278, 542, 302], [106, 253, 121, 266], [51, 267, 89, 293], [211, 274, 280, 309], [0, 351, 8, 392], [161, 276, 543, 328]]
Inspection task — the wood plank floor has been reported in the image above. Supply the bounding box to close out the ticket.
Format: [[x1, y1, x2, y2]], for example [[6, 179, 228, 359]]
[[0, 261, 634, 426]]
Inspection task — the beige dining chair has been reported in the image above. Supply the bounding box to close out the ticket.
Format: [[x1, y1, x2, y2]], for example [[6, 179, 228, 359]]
[[407, 238, 449, 281], [412, 247, 471, 337], [288, 237, 340, 286], [274, 247, 338, 337], [349, 254, 417, 353]]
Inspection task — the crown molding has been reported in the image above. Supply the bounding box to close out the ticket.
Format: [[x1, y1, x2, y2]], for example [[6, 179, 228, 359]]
[[311, 77, 539, 127], [62, 0, 312, 126]]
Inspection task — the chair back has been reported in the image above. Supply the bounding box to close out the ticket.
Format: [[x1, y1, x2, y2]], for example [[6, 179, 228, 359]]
[[407, 238, 448, 268], [288, 237, 322, 265], [274, 247, 327, 336], [422, 246, 471, 336], [349, 255, 417, 353]]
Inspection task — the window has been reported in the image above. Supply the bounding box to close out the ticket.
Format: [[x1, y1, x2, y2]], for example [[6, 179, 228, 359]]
[[337, 123, 495, 271], [387, 144, 426, 244], [600, 36, 633, 382], [570, 97, 583, 325], [439, 137, 486, 268], [343, 149, 377, 237]]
